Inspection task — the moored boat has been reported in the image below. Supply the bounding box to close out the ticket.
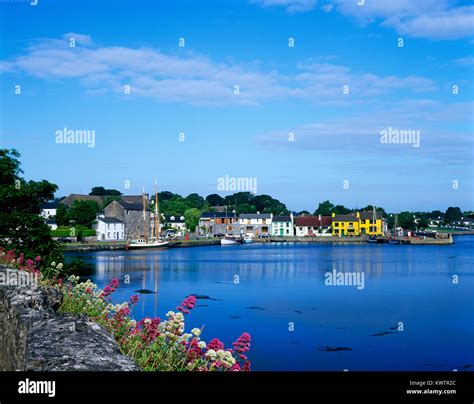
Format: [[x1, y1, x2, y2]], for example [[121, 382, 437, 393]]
[[221, 235, 242, 245], [243, 235, 253, 244], [127, 238, 170, 249]]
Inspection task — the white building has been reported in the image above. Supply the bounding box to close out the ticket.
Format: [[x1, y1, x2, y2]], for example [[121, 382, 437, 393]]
[[271, 215, 294, 236], [93, 216, 124, 241], [239, 213, 272, 236], [164, 215, 186, 236], [40, 202, 58, 219]]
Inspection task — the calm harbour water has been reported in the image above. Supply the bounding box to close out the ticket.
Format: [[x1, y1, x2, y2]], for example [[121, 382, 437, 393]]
[[66, 236, 474, 371]]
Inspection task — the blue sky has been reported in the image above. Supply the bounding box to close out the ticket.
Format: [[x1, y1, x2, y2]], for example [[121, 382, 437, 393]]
[[1, 0, 473, 212]]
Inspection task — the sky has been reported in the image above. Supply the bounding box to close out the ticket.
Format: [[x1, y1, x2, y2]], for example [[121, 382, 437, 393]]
[[0, 0, 473, 212]]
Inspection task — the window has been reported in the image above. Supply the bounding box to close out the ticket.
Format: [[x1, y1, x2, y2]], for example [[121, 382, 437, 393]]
[[107, 232, 110, 238], [335, 223, 339, 227]]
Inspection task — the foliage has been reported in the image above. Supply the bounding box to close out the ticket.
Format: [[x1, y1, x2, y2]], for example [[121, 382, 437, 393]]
[[57, 276, 251, 371], [51, 226, 96, 238], [206, 194, 225, 206], [0, 149, 62, 265], [314, 200, 334, 216], [89, 186, 122, 196], [184, 208, 201, 232], [55, 204, 70, 226], [68, 200, 101, 227], [444, 207, 463, 224]]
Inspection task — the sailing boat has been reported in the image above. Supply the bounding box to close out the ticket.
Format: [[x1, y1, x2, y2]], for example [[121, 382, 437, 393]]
[[127, 186, 169, 249], [388, 214, 401, 244]]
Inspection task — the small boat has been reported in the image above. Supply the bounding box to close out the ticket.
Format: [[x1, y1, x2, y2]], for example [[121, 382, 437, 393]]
[[388, 239, 401, 245], [243, 235, 253, 244], [221, 235, 242, 245], [127, 238, 170, 249]]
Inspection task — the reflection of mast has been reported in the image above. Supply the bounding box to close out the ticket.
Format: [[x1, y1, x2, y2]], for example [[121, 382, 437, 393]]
[[142, 188, 147, 240]]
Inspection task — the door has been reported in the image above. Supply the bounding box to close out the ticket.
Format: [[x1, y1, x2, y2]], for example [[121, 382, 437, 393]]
[[280, 228, 284, 236]]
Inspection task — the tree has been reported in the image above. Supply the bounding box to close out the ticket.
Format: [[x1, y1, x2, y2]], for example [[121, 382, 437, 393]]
[[184, 208, 201, 232], [0, 149, 61, 264], [158, 191, 179, 202], [418, 218, 430, 230], [225, 192, 253, 208], [184, 193, 205, 209], [56, 203, 70, 226], [89, 186, 121, 196], [398, 212, 416, 231], [332, 205, 351, 215], [69, 200, 100, 227], [206, 194, 225, 206], [297, 210, 310, 216], [444, 207, 462, 224], [236, 203, 257, 214], [314, 200, 334, 216]]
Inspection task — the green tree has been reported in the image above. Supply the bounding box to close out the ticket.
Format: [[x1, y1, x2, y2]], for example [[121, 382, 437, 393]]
[[332, 205, 351, 214], [69, 200, 100, 227], [89, 186, 122, 196], [444, 207, 462, 224], [184, 208, 201, 232], [0, 149, 61, 264], [56, 203, 70, 226], [184, 193, 205, 209], [236, 203, 257, 214], [314, 200, 334, 216], [418, 218, 430, 230], [206, 193, 225, 206]]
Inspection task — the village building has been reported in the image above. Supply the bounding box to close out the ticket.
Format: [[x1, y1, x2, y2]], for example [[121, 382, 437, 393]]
[[271, 215, 294, 237], [239, 213, 272, 236], [93, 215, 125, 241], [294, 215, 332, 237], [199, 212, 239, 236]]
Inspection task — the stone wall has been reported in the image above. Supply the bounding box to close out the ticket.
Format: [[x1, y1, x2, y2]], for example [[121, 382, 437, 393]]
[[0, 265, 139, 371]]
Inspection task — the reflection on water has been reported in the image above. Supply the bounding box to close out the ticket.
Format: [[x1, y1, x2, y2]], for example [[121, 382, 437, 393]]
[[67, 238, 474, 371]]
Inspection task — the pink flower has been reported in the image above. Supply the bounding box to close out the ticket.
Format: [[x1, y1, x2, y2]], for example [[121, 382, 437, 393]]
[[207, 338, 225, 351], [35, 256, 41, 261], [177, 295, 196, 314], [130, 295, 139, 305]]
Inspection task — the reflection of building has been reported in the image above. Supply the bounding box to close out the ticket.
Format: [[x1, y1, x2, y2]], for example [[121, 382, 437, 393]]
[[239, 213, 272, 236], [272, 215, 294, 236], [199, 212, 239, 235], [332, 211, 383, 237], [294, 215, 332, 237], [93, 216, 125, 241]]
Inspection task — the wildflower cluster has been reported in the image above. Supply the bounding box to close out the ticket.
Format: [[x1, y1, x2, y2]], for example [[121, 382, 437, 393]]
[[0, 247, 41, 274], [58, 277, 251, 371]]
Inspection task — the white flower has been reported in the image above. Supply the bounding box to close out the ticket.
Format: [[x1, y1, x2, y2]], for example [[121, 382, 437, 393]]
[[144, 318, 152, 325], [51, 262, 56, 267], [198, 341, 206, 349], [191, 328, 201, 337], [205, 349, 217, 359], [166, 311, 175, 317], [56, 263, 63, 270]]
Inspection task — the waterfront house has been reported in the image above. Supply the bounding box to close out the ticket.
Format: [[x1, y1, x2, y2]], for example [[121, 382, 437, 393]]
[[164, 215, 186, 236], [332, 211, 383, 237], [104, 199, 151, 240], [295, 215, 332, 237], [60, 194, 105, 207], [199, 212, 239, 236], [45, 219, 58, 230], [93, 215, 125, 241], [272, 215, 294, 236], [239, 213, 272, 236], [40, 201, 59, 219]]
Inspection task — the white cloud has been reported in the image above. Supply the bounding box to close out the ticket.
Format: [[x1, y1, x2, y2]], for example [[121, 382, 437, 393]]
[[328, 0, 474, 40], [1, 34, 437, 106], [251, 0, 317, 13]]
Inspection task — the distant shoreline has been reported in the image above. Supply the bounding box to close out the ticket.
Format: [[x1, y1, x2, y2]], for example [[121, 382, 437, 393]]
[[62, 233, 472, 252]]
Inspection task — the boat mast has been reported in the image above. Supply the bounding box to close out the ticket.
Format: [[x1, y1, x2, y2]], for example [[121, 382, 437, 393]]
[[154, 180, 160, 239], [142, 188, 147, 241]]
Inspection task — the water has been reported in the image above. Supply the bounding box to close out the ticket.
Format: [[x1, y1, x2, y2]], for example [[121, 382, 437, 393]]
[[66, 236, 474, 371]]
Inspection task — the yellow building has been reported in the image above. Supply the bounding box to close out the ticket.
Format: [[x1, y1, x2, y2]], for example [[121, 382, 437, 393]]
[[332, 212, 383, 237]]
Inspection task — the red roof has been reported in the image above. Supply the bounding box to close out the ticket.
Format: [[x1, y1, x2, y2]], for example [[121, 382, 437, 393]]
[[294, 215, 332, 227]]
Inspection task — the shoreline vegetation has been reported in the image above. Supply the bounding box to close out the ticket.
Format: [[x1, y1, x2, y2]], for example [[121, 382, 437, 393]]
[[0, 247, 252, 372]]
